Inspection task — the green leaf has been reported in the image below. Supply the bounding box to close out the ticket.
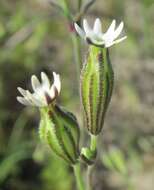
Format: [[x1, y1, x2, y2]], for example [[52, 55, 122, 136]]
[[102, 148, 127, 175]]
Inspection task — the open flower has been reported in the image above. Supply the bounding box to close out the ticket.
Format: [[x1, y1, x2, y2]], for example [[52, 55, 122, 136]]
[[74, 18, 127, 48], [17, 72, 61, 107]]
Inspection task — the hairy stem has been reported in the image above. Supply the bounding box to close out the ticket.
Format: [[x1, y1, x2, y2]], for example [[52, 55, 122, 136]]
[[86, 135, 98, 190], [73, 163, 85, 190]]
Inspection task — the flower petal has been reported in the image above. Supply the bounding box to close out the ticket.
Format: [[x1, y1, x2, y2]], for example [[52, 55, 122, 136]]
[[113, 21, 124, 39], [41, 72, 50, 89], [49, 85, 56, 99], [113, 36, 127, 45], [31, 75, 41, 92], [74, 23, 85, 39], [17, 87, 27, 97], [105, 41, 114, 48], [17, 96, 32, 106], [53, 72, 61, 94], [83, 19, 91, 34], [27, 90, 45, 107], [105, 19, 116, 38], [93, 18, 102, 35]]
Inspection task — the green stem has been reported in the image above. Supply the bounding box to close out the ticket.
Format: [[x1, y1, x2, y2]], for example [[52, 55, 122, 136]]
[[78, 0, 82, 10], [90, 134, 97, 152], [73, 163, 85, 190], [86, 135, 98, 190], [71, 33, 82, 81], [86, 165, 93, 190]]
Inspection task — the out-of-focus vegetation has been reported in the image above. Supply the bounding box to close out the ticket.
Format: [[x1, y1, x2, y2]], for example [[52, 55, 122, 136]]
[[0, 0, 154, 190]]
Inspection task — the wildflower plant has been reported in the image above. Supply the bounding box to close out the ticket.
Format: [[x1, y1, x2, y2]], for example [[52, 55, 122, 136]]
[[17, 1, 127, 190]]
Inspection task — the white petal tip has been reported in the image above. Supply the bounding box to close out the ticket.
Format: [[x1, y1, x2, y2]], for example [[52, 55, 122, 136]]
[[31, 74, 41, 91], [83, 19, 91, 34], [31, 75, 36, 81], [74, 23, 78, 29], [95, 18, 101, 22], [52, 72, 61, 94], [74, 23, 85, 38], [17, 87, 21, 91], [41, 71, 45, 76], [83, 19, 87, 23], [17, 97, 29, 106], [41, 72, 49, 82]]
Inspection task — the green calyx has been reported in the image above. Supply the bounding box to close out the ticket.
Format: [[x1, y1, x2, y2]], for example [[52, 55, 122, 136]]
[[81, 135, 98, 165], [39, 104, 80, 165], [81, 147, 97, 165], [81, 46, 114, 135]]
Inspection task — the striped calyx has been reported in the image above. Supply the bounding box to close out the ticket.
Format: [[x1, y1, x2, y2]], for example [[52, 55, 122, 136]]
[[81, 46, 114, 135], [39, 104, 80, 165]]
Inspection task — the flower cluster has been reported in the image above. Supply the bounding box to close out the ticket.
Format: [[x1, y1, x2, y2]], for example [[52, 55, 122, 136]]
[[74, 18, 127, 47], [17, 72, 61, 107], [17, 17, 127, 165]]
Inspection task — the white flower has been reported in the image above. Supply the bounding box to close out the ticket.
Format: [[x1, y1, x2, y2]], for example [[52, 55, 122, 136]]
[[17, 72, 61, 107], [74, 18, 127, 48]]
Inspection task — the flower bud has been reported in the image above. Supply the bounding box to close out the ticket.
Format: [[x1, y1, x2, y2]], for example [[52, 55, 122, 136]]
[[39, 104, 80, 165], [81, 147, 97, 165], [81, 46, 114, 135]]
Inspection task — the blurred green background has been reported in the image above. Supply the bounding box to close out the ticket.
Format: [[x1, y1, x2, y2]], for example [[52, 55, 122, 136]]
[[0, 0, 154, 190]]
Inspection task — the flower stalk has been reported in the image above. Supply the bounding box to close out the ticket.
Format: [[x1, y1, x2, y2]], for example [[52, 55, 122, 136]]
[[90, 135, 97, 153], [78, 0, 82, 10], [73, 163, 85, 190], [86, 165, 93, 190], [71, 32, 82, 81], [86, 135, 97, 190]]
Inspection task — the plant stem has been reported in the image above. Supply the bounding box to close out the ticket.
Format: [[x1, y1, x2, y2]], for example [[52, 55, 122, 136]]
[[78, 0, 82, 10], [90, 134, 97, 152], [86, 135, 98, 190], [73, 163, 85, 190], [71, 33, 82, 82], [86, 165, 93, 190]]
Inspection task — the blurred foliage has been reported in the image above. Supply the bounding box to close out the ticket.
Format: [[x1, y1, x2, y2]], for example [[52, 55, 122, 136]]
[[40, 156, 72, 190], [0, 0, 154, 190]]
